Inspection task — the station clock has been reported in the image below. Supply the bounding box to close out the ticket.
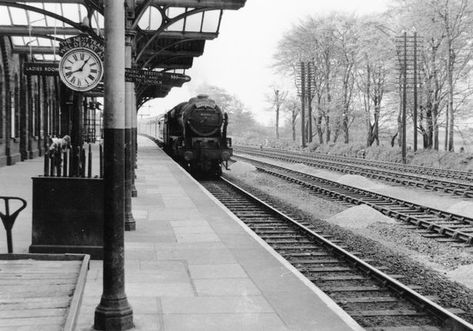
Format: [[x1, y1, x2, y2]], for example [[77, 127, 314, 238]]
[[58, 47, 103, 92]]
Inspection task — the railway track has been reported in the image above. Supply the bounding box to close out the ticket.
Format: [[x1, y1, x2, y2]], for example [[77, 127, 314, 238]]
[[234, 146, 473, 199], [201, 177, 473, 330], [233, 155, 473, 246]]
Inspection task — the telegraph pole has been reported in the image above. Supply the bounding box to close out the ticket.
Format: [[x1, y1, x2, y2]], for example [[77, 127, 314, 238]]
[[413, 30, 418, 152], [95, 0, 134, 329], [300, 62, 306, 148], [396, 30, 423, 158], [402, 31, 407, 164], [307, 62, 313, 143]]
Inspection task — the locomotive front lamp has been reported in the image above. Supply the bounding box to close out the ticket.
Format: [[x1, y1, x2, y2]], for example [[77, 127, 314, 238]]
[[184, 151, 194, 161]]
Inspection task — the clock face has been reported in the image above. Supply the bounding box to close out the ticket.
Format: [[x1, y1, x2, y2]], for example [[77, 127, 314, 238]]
[[59, 47, 104, 92]]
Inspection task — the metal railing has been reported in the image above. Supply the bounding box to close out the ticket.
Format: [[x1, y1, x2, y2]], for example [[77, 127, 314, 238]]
[[44, 144, 103, 178]]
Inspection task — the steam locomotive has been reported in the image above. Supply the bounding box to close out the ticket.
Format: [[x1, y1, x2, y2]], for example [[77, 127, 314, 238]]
[[142, 95, 232, 176]]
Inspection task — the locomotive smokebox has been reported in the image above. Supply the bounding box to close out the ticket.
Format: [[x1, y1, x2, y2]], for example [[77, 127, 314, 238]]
[[180, 95, 223, 137], [159, 94, 232, 176]]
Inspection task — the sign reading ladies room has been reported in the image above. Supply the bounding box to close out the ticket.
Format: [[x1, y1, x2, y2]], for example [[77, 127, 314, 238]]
[[24, 62, 58, 76]]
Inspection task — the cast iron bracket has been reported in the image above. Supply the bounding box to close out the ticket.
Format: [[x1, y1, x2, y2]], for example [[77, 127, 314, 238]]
[[0, 196, 27, 253]]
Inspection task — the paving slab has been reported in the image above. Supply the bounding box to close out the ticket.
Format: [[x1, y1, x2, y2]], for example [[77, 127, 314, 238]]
[[188, 263, 247, 279], [0, 136, 362, 330], [161, 296, 274, 314], [162, 313, 287, 331]]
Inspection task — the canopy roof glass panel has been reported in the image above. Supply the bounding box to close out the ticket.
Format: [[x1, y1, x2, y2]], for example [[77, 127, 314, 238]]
[[0, 0, 246, 99], [0, 3, 88, 27], [137, 6, 162, 31]]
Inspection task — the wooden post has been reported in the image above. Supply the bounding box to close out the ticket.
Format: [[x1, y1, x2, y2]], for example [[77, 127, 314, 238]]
[[88, 144, 92, 178], [44, 153, 49, 177], [71, 93, 83, 176], [63, 150, 68, 177]]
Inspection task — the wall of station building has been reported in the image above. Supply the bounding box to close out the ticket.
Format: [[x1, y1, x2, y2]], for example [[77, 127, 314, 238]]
[[0, 36, 71, 168]]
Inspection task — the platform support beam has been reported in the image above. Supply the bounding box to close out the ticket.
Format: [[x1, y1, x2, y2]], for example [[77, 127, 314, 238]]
[[94, 1, 134, 330]]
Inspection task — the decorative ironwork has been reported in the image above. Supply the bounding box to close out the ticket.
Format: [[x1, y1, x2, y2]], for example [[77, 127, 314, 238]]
[[0, 0, 246, 99]]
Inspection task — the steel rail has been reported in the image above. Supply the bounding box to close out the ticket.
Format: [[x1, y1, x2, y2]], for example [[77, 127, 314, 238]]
[[202, 177, 473, 330], [234, 155, 473, 246], [236, 145, 473, 182], [234, 147, 473, 198]]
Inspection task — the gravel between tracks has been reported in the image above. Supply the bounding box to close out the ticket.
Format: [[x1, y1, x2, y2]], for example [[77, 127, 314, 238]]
[[223, 159, 473, 324]]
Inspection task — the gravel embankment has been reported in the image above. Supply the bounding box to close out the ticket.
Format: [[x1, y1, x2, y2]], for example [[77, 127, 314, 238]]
[[223, 160, 473, 324]]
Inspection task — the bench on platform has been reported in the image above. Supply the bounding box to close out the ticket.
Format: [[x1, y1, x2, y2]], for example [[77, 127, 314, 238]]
[[0, 253, 89, 331]]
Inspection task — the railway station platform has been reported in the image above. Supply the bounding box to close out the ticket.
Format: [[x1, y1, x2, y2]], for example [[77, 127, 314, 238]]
[[0, 136, 362, 331]]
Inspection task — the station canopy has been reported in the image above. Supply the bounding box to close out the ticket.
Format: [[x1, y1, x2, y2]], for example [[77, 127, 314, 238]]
[[0, 0, 246, 103]]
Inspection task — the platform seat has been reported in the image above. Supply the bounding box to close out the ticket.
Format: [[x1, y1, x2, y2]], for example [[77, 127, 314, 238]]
[[0, 253, 89, 331]]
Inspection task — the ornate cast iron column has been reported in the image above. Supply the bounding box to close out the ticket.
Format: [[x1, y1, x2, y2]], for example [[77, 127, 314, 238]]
[[94, 1, 134, 329], [124, 28, 136, 231]]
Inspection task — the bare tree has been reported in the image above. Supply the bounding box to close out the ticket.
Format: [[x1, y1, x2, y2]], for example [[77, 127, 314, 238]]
[[284, 96, 300, 141], [435, 0, 473, 151], [269, 88, 288, 139], [356, 19, 393, 147], [394, 0, 473, 151], [332, 16, 358, 143], [273, 4, 473, 150], [274, 16, 339, 143]]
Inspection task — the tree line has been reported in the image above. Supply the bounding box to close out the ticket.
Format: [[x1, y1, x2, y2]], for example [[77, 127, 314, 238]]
[[271, 0, 473, 151]]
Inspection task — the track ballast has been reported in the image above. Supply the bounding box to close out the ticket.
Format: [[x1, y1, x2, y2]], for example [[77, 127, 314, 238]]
[[201, 177, 472, 330], [235, 146, 473, 199], [233, 154, 473, 246]]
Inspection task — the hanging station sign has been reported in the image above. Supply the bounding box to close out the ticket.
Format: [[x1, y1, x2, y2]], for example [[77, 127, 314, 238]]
[[24, 35, 191, 89], [125, 68, 191, 87], [24, 62, 58, 76]]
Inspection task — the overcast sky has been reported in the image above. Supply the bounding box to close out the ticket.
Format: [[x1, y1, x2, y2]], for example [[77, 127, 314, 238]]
[[142, 0, 391, 124]]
